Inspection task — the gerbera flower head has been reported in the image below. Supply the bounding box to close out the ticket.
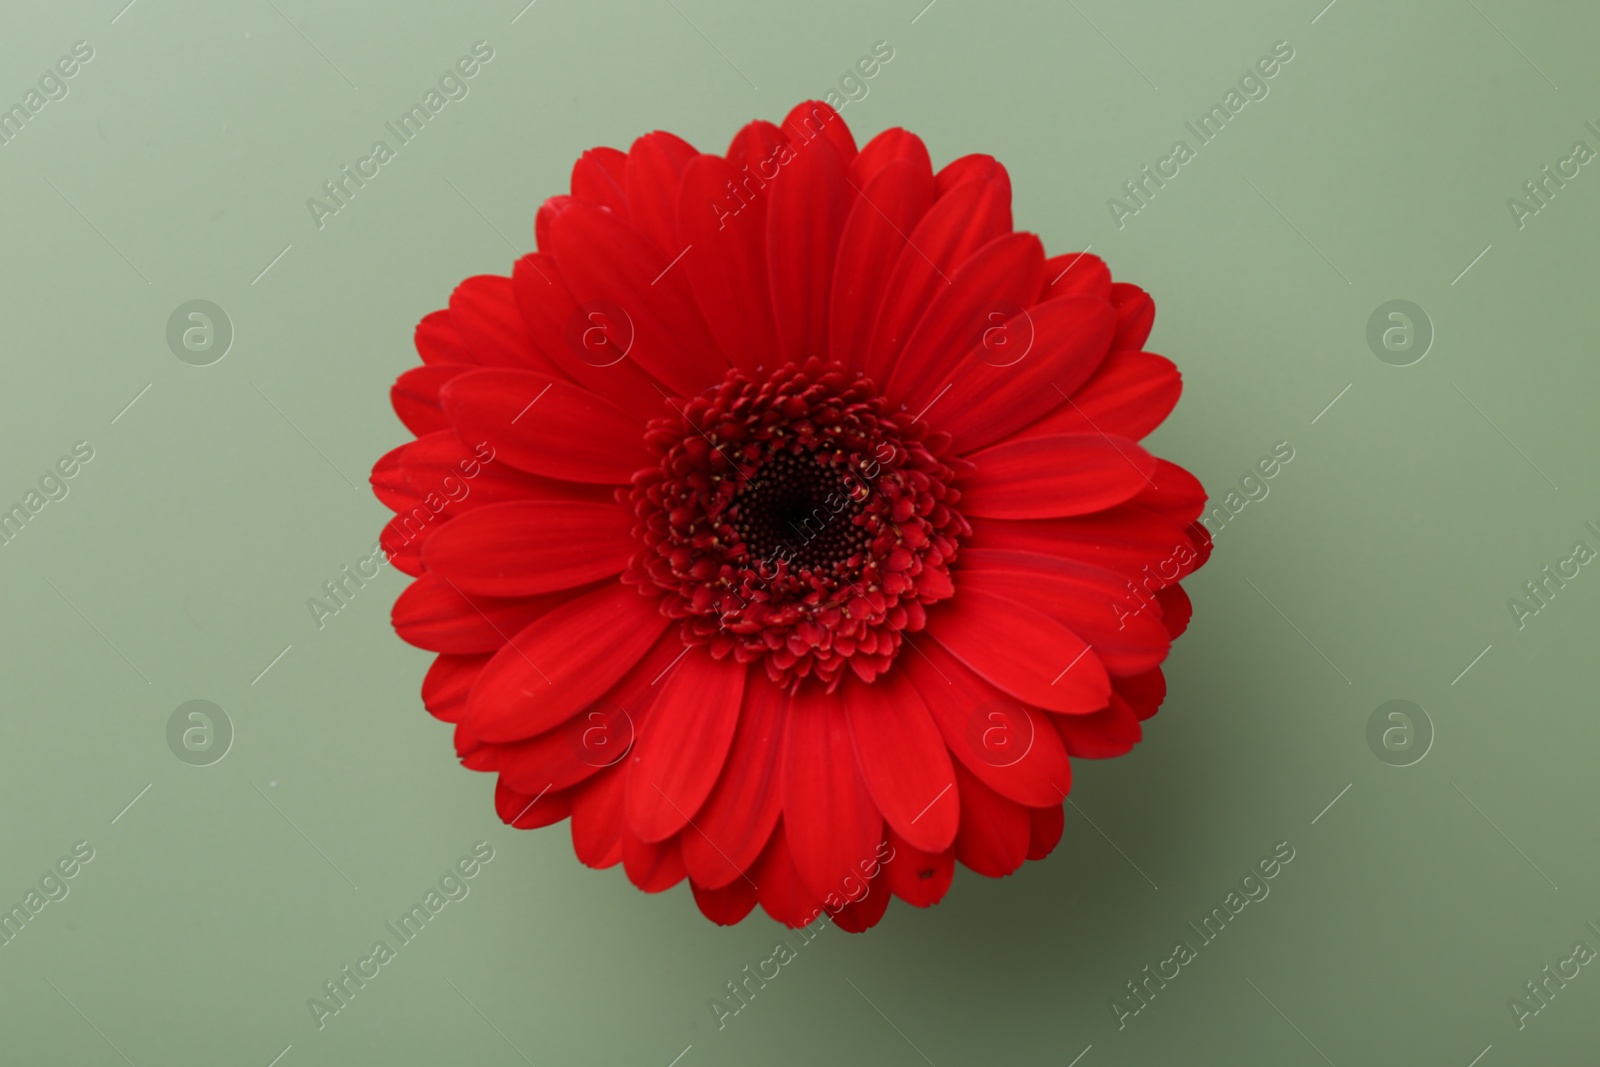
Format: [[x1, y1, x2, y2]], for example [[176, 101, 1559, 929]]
[[374, 100, 1210, 932]]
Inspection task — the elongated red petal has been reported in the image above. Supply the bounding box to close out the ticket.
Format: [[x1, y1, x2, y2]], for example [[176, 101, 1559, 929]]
[[450, 275, 563, 374], [546, 197, 728, 397], [677, 154, 780, 373], [570, 765, 626, 869], [1041, 252, 1112, 301], [829, 159, 935, 374], [441, 369, 648, 484], [681, 673, 787, 888], [844, 672, 958, 853], [625, 653, 746, 843], [423, 500, 633, 597], [766, 125, 852, 365], [510, 252, 667, 422], [901, 638, 1075, 806], [927, 587, 1110, 714], [884, 232, 1046, 412], [881, 827, 955, 908], [938, 296, 1118, 455], [960, 433, 1156, 519], [421, 653, 490, 724], [392, 364, 469, 437], [691, 878, 760, 926], [624, 130, 698, 256], [1013, 350, 1181, 444], [392, 574, 577, 655], [863, 176, 1011, 384], [1027, 803, 1065, 860], [951, 762, 1030, 878], [958, 551, 1171, 676], [1052, 694, 1142, 758], [753, 821, 826, 928], [495, 778, 574, 829], [850, 127, 931, 186], [465, 584, 669, 743], [783, 684, 883, 901], [622, 829, 686, 892], [782, 99, 856, 164]]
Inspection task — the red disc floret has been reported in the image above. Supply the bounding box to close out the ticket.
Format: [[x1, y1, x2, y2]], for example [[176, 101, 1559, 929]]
[[624, 359, 969, 690]]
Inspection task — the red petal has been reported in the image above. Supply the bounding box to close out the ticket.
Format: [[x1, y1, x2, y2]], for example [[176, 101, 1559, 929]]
[[829, 159, 935, 374], [1052, 694, 1142, 758], [752, 822, 826, 928], [931, 295, 1117, 454], [622, 829, 686, 892], [884, 232, 1046, 412], [830, 875, 892, 932], [1013, 350, 1181, 444], [677, 154, 781, 373], [960, 433, 1156, 519], [691, 878, 759, 926], [934, 154, 1010, 198], [681, 673, 787, 889], [415, 309, 469, 365], [927, 587, 1110, 714], [958, 552, 1170, 676], [371, 442, 418, 512], [782, 100, 857, 164], [951, 762, 1030, 878], [546, 197, 728, 397], [1027, 803, 1065, 861], [496, 630, 683, 795], [465, 584, 669, 742], [625, 652, 746, 842], [495, 778, 574, 829], [421, 653, 490, 724], [901, 638, 1075, 806], [510, 253, 666, 422], [571, 766, 627, 869], [392, 574, 577, 654], [965, 510, 1203, 586], [863, 176, 1011, 385], [1111, 282, 1155, 350], [570, 146, 629, 216], [450, 275, 562, 373], [422, 500, 633, 596], [850, 127, 931, 186], [1117, 668, 1167, 721], [783, 684, 883, 900], [624, 131, 698, 256], [1156, 583, 1192, 639], [844, 672, 957, 853], [1041, 252, 1113, 302], [379, 513, 426, 575], [766, 126, 853, 365], [392, 364, 468, 437], [881, 827, 955, 907], [441, 368, 647, 484], [398, 430, 611, 515]]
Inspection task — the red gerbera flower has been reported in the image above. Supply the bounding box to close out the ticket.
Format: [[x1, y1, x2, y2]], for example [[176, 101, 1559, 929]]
[[373, 100, 1210, 932]]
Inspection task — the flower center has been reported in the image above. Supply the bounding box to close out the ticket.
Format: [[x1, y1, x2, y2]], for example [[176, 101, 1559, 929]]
[[624, 360, 969, 690]]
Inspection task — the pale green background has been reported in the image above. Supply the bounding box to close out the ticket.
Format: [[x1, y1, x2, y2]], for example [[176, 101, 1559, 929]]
[[1, 0, 1596, 1063]]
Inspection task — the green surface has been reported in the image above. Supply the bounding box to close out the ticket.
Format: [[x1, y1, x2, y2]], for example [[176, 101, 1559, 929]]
[[2, 0, 1597, 1063]]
